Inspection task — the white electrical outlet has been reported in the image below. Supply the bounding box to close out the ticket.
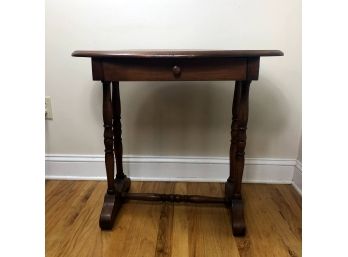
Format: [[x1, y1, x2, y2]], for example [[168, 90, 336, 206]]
[[45, 96, 53, 120]]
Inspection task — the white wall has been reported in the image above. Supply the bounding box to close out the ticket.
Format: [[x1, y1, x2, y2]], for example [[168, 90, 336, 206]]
[[297, 136, 302, 163], [46, 0, 301, 160]]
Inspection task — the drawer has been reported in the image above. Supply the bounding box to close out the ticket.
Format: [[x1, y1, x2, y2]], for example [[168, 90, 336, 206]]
[[92, 58, 249, 81]]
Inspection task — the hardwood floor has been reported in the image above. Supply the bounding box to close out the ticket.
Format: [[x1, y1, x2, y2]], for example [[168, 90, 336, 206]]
[[46, 181, 301, 257]]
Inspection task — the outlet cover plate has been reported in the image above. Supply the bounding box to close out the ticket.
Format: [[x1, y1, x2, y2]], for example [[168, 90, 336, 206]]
[[45, 96, 53, 120]]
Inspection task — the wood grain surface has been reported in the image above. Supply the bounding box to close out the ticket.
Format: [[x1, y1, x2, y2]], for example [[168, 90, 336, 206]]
[[46, 181, 301, 257], [100, 58, 248, 81], [72, 50, 283, 58]]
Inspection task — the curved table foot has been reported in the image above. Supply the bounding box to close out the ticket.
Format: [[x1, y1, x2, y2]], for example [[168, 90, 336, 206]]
[[115, 175, 131, 193], [231, 198, 246, 236], [99, 176, 131, 230]]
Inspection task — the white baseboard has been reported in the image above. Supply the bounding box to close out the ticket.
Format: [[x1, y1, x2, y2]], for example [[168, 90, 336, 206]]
[[45, 154, 297, 184], [292, 160, 302, 195]]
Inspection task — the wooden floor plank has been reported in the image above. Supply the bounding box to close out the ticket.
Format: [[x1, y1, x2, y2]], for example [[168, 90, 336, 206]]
[[53, 181, 104, 257], [235, 184, 301, 257], [46, 181, 302, 257], [101, 182, 156, 257], [171, 182, 189, 257], [154, 182, 175, 257], [186, 183, 240, 257], [99, 181, 144, 257], [46, 181, 98, 257]]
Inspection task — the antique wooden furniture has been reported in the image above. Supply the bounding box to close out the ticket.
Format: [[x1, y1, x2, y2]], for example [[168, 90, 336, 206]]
[[72, 50, 283, 236]]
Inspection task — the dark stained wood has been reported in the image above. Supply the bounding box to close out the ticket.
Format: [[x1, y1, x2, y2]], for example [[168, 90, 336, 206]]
[[101, 58, 247, 81], [231, 198, 246, 236], [99, 192, 121, 230], [91, 58, 103, 80], [226, 81, 241, 198], [99, 177, 131, 230], [225, 80, 251, 236], [112, 81, 125, 180], [102, 81, 115, 195], [72, 49, 284, 58], [72, 49, 283, 237], [226, 81, 251, 198], [233, 80, 250, 197], [122, 192, 228, 204], [246, 57, 260, 80]]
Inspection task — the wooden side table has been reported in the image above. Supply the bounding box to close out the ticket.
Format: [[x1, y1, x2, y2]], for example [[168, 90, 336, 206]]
[[72, 50, 283, 236]]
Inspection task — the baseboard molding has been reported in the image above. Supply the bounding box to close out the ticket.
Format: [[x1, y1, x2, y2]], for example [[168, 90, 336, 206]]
[[292, 160, 302, 195], [45, 154, 297, 184]]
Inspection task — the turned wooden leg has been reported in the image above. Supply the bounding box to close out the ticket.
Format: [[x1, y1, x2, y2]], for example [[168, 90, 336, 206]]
[[99, 81, 129, 230], [233, 80, 250, 197], [112, 81, 125, 180], [102, 81, 115, 195], [225, 81, 241, 202], [112, 82, 131, 193], [225, 80, 251, 236]]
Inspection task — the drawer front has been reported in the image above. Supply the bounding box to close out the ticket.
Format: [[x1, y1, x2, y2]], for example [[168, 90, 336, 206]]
[[93, 58, 248, 81]]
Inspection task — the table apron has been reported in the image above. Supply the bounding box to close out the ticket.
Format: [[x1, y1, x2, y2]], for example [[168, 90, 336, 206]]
[[91, 57, 260, 81]]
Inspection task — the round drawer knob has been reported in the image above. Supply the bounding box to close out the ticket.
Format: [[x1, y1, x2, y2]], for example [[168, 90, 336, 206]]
[[172, 65, 181, 77]]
